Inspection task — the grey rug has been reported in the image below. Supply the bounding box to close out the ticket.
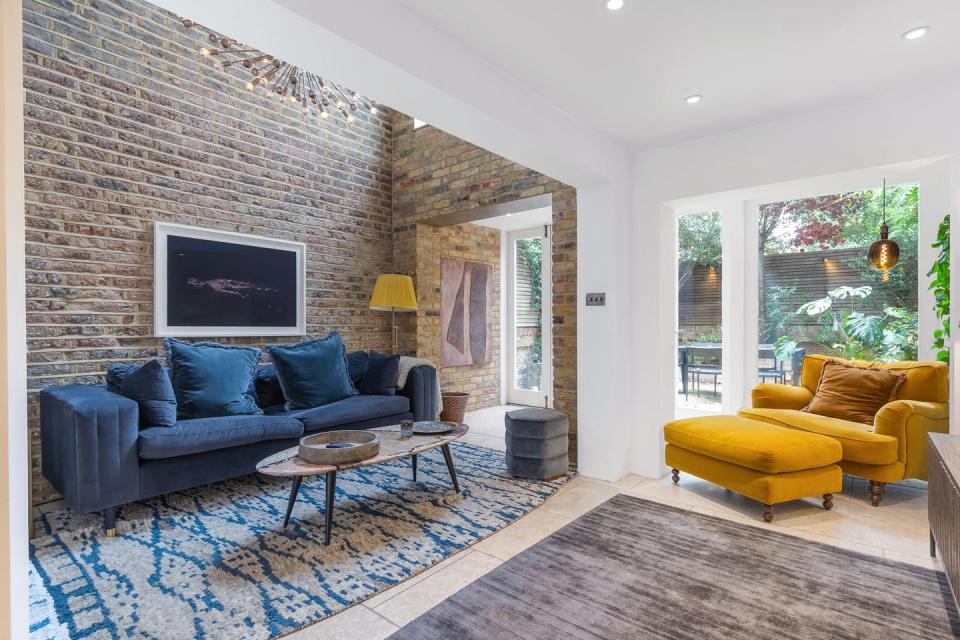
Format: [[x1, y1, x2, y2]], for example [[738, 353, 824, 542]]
[[388, 494, 960, 640]]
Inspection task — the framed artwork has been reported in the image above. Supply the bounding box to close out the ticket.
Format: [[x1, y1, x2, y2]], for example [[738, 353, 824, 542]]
[[440, 258, 492, 367], [154, 222, 306, 337]]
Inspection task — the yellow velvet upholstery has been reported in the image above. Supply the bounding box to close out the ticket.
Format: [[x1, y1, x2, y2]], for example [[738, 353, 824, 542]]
[[736, 408, 898, 465], [751, 355, 949, 483], [665, 445, 842, 506], [664, 415, 842, 474]]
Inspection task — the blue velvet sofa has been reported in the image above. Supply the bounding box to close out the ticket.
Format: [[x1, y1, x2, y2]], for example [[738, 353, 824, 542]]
[[40, 359, 436, 534]]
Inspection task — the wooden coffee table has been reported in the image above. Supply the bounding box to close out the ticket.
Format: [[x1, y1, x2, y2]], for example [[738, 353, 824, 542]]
[[256, 423, 469, 545]]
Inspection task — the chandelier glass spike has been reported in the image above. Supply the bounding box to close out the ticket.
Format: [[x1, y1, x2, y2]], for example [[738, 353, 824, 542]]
[[181, 18, 378, 124]]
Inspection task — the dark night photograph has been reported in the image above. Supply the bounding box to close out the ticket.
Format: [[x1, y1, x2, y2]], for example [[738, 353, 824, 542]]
[[166, 235, 298, 327]]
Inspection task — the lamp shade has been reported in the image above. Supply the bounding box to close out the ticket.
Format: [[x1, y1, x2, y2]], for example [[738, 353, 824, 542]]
[[369, 274, 418, 311]]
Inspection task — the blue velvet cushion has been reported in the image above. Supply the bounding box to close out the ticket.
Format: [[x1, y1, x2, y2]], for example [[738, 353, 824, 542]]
[[165, 338, 262, 419], [347, 351, 369, 387], [138, 414, 303, 460], [105, 363, 137, 393], [254, 364, 286, 408], [119, 359, 178, 427], [359, 351, 400, 396], [272, 395, 410, 433], [268, 333, 354, 410]]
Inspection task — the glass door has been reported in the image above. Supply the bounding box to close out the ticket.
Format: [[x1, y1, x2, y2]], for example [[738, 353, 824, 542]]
[[507, 226, 552, 406], [676, 211, 723, 413]]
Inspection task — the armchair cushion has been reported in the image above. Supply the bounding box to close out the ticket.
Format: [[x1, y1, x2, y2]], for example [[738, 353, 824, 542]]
[[803, 361, 904, 425], [737, 408, 898, 466]]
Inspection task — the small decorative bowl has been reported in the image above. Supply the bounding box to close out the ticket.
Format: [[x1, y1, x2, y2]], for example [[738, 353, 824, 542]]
[[298, 430, 380, 465]]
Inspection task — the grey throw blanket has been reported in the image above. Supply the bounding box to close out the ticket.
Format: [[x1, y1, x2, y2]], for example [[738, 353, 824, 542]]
[[398, 357, 443, 416]]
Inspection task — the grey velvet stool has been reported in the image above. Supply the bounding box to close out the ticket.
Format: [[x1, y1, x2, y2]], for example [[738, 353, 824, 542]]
[[505, 407, 569, 480]]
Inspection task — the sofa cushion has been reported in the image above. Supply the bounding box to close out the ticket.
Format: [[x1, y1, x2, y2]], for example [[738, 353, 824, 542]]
[[166, 338, 261, 419], [663, 415, 841, 474], [254, 364, 285, 408], [282, 395, 410, 433], [268, 333, 354, 410], [138, 415, 303, 460], [737, 407, 899, 465], [347, 351, 369, 387], [359, 352, 400, 396], [119, 359, 178, 427], [105, 362, 138, 393]]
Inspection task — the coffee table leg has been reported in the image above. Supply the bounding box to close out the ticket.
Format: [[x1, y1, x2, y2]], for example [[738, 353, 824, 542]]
[[324, 470, 337, 546], [283, 476, 303, 528], [412, 454, 418, 482], [441, 444, 460, 494]]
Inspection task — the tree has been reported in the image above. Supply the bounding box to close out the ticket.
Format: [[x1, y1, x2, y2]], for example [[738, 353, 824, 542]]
[[677, 212, 721, 290]]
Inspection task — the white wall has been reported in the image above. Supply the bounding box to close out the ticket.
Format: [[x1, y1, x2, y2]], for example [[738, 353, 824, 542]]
[[0, 0, 28, 637], [632, 83, 960, 479]]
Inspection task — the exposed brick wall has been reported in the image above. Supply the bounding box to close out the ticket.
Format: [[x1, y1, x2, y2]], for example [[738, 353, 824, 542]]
[[23, 0, 394, 504], [392, 114, 577, 462], [415, 223, 501, 411]]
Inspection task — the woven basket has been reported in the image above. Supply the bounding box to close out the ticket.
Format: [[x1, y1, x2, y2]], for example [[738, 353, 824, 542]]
[[439, 392, 470, 423]]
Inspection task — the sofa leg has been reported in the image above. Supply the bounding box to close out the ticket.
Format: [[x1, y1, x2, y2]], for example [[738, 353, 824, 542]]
[[103, 507, 117, 537], [823, 493, 834, 510], [762, 504, 773, 522], [868, 480, 885, 507], [671, 468, 680, 484]]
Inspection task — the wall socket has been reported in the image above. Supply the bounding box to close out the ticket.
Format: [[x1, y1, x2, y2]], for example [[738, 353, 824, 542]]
[[585, 292, 606, 306]]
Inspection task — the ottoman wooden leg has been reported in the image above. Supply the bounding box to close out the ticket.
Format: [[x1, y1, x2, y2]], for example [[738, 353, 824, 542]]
[[823, 493, 834, 510], [762, 504, 773, 522], [671, 468, 680, 484], [868, 480, 885, 507]]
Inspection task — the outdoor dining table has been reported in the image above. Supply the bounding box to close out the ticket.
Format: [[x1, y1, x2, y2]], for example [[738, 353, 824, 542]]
[[676, 343, 793, 398]]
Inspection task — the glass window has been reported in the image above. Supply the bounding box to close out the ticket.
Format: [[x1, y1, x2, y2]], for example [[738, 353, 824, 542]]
[[677, 211, 722, 411], [757, 184, 919, 386]]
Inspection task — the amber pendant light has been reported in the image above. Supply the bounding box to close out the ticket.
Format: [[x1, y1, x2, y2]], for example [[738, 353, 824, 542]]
[[867, 179, 900, 283]]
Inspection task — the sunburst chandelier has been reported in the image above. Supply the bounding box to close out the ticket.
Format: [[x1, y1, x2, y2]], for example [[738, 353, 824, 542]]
[[180, 18, 379, 124]]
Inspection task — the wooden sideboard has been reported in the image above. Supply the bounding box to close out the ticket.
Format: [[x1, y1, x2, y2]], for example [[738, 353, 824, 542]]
[[929, 433, 960, 607]]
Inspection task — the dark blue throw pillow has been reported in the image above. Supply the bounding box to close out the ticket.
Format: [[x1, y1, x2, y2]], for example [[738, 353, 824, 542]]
[[268, 333, 354, 410], [359, 351, 400, 396], [346, 351, 370, 388], [165, 338, 262, 419], [119, 359, 178, 427], [254, 363, 286, 408], [105, 363, 138, 394]]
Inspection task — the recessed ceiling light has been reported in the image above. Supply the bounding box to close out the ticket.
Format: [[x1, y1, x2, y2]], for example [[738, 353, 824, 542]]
[[605, 0, 624, 11], [902, 26, 931, 40], [684, 94, 702, 105]]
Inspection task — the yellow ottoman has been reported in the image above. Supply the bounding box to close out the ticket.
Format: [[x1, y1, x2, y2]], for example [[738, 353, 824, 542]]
[[664, 415, 843, 522]]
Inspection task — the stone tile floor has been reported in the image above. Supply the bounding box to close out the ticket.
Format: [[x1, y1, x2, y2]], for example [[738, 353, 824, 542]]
[[31, 404, 936, 639], [288, 404, 937, 639]]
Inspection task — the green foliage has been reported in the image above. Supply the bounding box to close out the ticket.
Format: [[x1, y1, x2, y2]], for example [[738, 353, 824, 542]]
[[927, 214, 950, 363], [790, 286, 917, 361], [516, 238, 543, 363], [678, 212, 722, 268], [760, 284, 799, 343]]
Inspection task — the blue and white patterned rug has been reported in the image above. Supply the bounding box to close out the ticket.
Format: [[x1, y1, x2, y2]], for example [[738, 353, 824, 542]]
[[30, 442, 570, 639]]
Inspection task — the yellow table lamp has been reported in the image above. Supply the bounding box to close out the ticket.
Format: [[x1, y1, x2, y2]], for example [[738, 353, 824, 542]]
[[369, 274, 418, 354]]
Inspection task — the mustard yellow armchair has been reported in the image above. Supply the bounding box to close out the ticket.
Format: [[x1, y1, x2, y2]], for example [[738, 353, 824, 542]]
[[740, 355, 949, 506]]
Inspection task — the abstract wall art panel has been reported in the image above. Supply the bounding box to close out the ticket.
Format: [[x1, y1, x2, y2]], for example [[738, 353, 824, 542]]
[[154, 223, 306, 336], [440, 258, 492, 367]]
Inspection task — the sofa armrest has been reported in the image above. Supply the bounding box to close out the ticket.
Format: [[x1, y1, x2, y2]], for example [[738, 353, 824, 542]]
[[399, 366, 437, 421], [874, 400, 949, 479], [40, 385, 142, 513], [750, 383, 814, 410]]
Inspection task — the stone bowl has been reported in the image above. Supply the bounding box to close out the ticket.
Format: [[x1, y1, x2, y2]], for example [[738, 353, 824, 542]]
[[298, 430, 380, 465]]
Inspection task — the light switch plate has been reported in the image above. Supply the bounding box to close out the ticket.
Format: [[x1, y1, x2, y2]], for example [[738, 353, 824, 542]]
[[585, 292, 606, 306]]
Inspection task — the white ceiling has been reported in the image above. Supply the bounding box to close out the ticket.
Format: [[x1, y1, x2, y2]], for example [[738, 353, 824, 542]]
[[396, 0, 960, 151]]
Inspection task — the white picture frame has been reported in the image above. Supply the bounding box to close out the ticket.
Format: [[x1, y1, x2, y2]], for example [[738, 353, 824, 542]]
[[154, 222, 306, 337]]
